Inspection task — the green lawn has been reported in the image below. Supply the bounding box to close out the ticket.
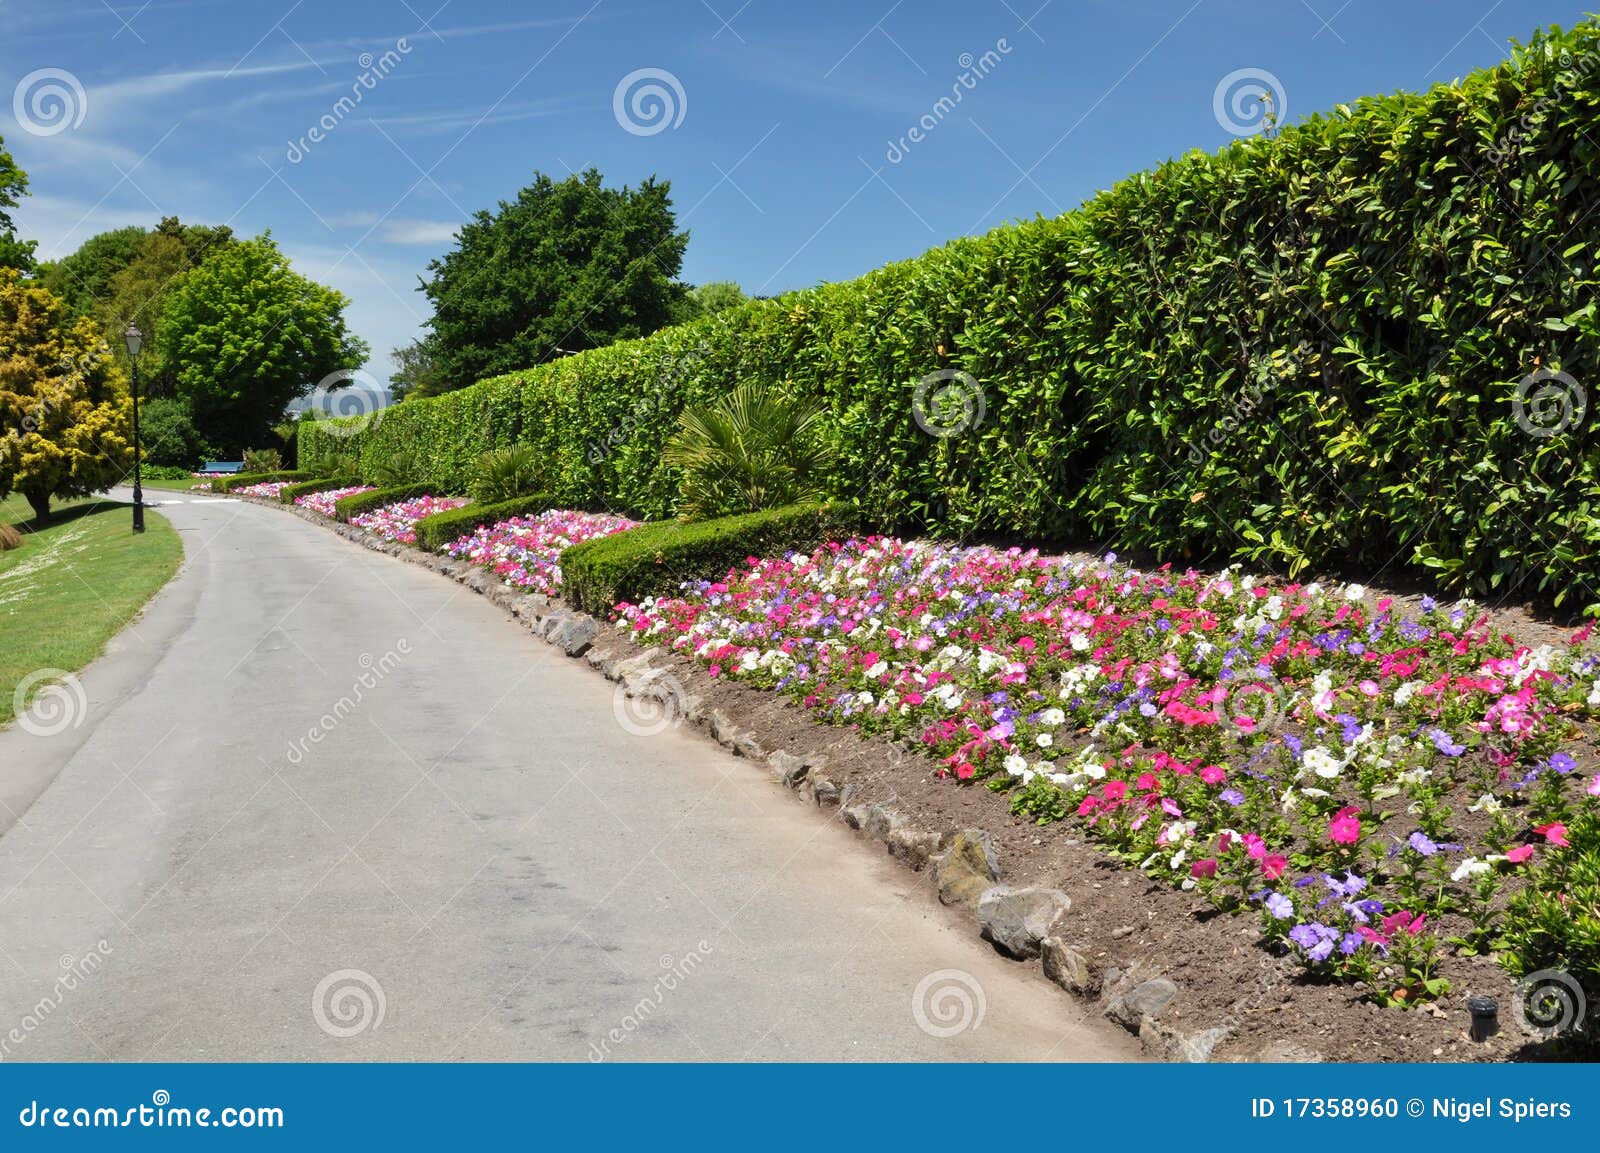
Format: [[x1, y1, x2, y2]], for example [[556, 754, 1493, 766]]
[[0, 492, 183, 726]]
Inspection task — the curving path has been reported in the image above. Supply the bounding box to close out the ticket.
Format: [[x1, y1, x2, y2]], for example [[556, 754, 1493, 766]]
[[0, 489, 1134, 1061]]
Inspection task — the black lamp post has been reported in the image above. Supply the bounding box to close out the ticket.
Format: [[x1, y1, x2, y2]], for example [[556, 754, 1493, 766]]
[[124, 323, 145, 533]]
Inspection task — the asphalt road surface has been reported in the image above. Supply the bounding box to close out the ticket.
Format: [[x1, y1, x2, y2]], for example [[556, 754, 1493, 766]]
[[0, 490, 1133, 1061]]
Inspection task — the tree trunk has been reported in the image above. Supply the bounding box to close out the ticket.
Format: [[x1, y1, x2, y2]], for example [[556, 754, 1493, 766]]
[[24, 490, 50, 524]]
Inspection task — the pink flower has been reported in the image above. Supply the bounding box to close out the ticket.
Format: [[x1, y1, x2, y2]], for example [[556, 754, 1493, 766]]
[[1588, 774, 1600, 798], [1534, 823, 1570, 848], [1262, 854, 1287, 880], [1199, 764, 1225, 785], [1328, 806, 1362, 845], [1505, 844, 1537, 864], [1358, 679, 1380, 697], [1190, 858, 1218, 879]]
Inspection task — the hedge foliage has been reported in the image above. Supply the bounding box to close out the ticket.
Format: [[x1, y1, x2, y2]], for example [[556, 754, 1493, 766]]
[[412, 493, 560, 553], [333, 483, 439, 523], [304, 21, 1600, 606], [277, 478, 349, 504], [211, 470, 309, 493], [561, 503, 861, 616]]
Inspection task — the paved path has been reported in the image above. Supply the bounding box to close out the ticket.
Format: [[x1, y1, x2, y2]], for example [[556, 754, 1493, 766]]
[[0, 490, 1134, 1061]]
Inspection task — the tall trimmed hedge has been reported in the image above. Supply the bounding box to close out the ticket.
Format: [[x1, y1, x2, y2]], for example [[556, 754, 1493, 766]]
[[305, 22, 1600, 606]]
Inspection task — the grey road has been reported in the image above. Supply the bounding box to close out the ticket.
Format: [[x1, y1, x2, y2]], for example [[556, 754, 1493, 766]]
[[0, 491, 1133, 1061]]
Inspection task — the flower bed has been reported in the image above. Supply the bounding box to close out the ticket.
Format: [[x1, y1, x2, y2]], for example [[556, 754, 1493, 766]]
[[350, 495, 469, 544], [236, 480, 293, 499], [294, 485, 374, 517], [444, 509, 637, 596], [617, 538, 1600, 1000]]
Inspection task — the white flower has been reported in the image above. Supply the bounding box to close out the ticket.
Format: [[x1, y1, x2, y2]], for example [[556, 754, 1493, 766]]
[[1303, 745, 1344, 779], [1589, 680, 1600, 708], [1468, 793, 1503, 814], [1451, 857, 1491, 882], [1004, 754, 1029, 777], [856, 691, 874, 706], [1035, 732, 1053, 748], [1069, 631, 1091, 652], [1344, 583, 1366, 600], [1393, 681, 1418, 706], [865, 660, 888, 678], [1039, 707, 1066, 727]]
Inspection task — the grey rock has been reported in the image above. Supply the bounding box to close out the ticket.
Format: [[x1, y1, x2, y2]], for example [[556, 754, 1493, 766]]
[[976, 886, 1072, 960], [1106, 978, 1178, 1031], [1040, 937, 1098, 995], [1249, 1040, 1326, 1063], [862, 803, 903, 840], [885, 827, 945, 871], [933, 829, 1000, 909], [809, 775, 841, 807], [768, 751, 809, 786], [553, 615, 598, 656], [1140, 1018, 1229, 1063], [841, 803, 872, 831], [585, 648, 608, 671], [606, 653, 655, 683]]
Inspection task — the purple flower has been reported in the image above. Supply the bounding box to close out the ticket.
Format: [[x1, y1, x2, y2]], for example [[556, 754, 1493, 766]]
[[1550, 752, 1577, 775], [1421, 595, 1437, 612], [1264, 892, 1294, 920], [1429, 728, 1465, 757], [1219, 788, 1245, 807], [1340, 932, 1364, 956], [1408, 831, 1439, 857], [1324, 871, 1367, 899]]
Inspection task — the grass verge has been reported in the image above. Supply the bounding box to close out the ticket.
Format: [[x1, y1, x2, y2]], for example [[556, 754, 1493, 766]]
[[0, 492, 183, 726]]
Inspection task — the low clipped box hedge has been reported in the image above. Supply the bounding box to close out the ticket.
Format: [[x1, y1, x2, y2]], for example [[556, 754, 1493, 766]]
[[212, 470, 309, 493], [413, 493, 561, 553], [278, 478, 353, 504], [561, 502, 861, 616], [303, 20, 1600, 609], [333, 483, 440, 524]]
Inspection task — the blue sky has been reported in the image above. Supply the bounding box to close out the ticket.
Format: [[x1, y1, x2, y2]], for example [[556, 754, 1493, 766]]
[[2, 0, 1590, 382]]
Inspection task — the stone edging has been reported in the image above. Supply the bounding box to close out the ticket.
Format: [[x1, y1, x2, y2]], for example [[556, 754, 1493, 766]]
[[230, 492, 1309, 1062]]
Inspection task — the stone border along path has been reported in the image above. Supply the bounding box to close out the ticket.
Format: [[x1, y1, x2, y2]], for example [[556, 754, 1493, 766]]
[[237, 492, 1312, 1064]]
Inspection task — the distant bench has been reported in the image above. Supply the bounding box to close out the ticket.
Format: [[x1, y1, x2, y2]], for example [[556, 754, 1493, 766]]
[[202, 461, 245, 474]]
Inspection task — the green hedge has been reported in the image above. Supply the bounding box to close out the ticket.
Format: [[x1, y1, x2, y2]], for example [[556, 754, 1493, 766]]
[[333, 483, 442, 524], [304, 21, 1600, 607], [561, 502, 861, 616], [278, 478, 354, 504], [211, 470, 310, 493], [413, 493, 560, 553]]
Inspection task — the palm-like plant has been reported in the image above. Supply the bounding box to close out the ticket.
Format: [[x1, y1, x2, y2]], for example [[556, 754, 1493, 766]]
[[469, 444, 544, 503], [367, 449, 427, 488], [664, 381, 835, 519]]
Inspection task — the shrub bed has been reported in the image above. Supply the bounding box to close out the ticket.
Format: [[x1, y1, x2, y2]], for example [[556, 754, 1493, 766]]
[[561, 502, 860, 616], [235, 480, 294, 499], [333, 483, 440, 523], [616, 536, 1600, 1006], [304, 20, 1600, 609], [211, 470, 309, 493], [445, 509, 637, 595], [413, 493, 560, 553], [351, 495, 471, 544]]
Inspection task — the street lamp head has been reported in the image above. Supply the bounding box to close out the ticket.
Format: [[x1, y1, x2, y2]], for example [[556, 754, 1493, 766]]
[[123, 323, 143, 359]]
